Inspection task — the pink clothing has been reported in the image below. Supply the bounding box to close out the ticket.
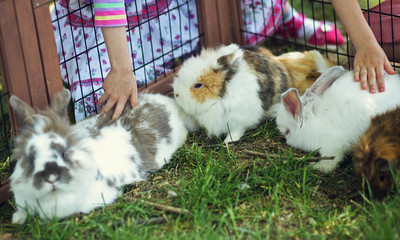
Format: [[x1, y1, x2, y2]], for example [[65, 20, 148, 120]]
[[94, 0, 128, 27], [242, 0, 288, 44], [363, 0, 400, 43], [52, 0, 199, 121]]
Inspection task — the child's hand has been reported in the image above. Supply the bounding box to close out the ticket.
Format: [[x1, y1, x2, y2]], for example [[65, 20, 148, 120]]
[[353, 41, 396, 93], [98, 68, 138, 119]]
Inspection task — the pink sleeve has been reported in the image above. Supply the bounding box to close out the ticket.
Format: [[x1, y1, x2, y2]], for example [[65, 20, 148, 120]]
[[94, 0, 128, 27]]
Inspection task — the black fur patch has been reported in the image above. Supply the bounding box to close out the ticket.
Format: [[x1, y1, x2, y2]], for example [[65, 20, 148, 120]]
[[50, 142, 66, 156], [216, 54, 239, 97], [243, 50, 276, 111], [278, 68, 290, 94], [33, 162, 72, 189], [239, 44, 261, 52], [21, 146, 36, 178], [121, 102, 172, 172]]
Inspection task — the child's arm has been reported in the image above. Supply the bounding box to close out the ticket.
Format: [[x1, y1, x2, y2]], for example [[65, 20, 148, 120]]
[[331, 0, 395, 93], [99, 26, 138, 119], [93, 0, 138, 119]]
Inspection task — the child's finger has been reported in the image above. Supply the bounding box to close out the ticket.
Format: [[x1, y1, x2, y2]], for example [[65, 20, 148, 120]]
[[367, 68, 377, 94], [359, 68, 368, 90], [376, 67, 385, 92], [353, 65, 360, 82]]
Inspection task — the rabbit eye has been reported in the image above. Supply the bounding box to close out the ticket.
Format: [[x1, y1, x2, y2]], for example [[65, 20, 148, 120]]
[[285, 129, 290, 135], [193, 83, 203, 89]]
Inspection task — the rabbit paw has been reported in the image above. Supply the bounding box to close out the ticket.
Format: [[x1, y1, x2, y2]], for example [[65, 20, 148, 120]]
[[12, 210, 28, 224], [311, 159, 339, 173], [224, 129, 246, 143]]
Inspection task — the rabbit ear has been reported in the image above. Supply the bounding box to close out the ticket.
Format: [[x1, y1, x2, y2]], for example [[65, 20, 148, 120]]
[[282, 88, 302, 121], [216, 44, 241, 70], [306, 66, 345, 97], [50, 88, 71, 119], [9, 95, 36, 127]]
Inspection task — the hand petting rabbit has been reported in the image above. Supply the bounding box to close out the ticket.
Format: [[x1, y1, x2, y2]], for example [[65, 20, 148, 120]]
[[274, 66, 400, 173], [353, 107, 400, 198], [9, 89, 187, 223], [173, 43, 331, 143]]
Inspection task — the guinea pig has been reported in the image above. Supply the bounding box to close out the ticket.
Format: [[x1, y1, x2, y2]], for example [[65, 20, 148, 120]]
[[353, 107, 400, 198]]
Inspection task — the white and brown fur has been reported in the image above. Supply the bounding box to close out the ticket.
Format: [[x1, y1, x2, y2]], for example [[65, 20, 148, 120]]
[[274, 50, 336, 94], [353, 107, 400, 198], [9, 89, 187, 223], [173, 43, 332, 142]]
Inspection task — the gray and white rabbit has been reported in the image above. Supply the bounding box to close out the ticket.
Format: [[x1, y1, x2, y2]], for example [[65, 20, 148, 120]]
[[172, 43, 330, 142], [9, 88, 187, 223], [353, 107, 400, 198], [273, 66, 400, 172]]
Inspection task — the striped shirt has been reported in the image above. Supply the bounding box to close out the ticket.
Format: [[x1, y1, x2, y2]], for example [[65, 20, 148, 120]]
[[94, 0, 128, 27]]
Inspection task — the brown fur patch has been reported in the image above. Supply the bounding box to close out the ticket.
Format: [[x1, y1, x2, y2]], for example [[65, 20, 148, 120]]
[[243, 49, 288, 110], [353, 107, 400, 198], [240, 45, 275, 57], [275, 51, 335, 94], [190, 69, 226, 103]]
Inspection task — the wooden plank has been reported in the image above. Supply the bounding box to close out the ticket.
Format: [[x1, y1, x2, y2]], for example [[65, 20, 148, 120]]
[[0, 0, 31, 103], [0, 0, 32, 136], [216, 0, 234, 45], [34, 3, 64, 103], [138, 69, 177, 95], [32, 0, 51, 8], [14, 0, 49, 109], [196, 0, 220, 47], [230, 0, 245, 45]]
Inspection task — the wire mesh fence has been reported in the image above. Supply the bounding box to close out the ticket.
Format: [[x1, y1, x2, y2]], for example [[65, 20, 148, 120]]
[[51, 0, 201, 122]]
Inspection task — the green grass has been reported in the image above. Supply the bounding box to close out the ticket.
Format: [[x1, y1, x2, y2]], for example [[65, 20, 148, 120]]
[[0, 68, 13, 183], [1, 1, 398, 239], [1, 121, 400, 239]]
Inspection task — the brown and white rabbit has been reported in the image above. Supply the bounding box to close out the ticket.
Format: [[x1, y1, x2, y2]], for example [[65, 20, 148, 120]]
[[9, 88, 187, 223], [172, 43, 331, 142], [353, 107, 400, 198]]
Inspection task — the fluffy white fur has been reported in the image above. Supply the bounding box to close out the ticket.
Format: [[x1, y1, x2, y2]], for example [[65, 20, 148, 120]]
[[273, 66, 400, 172], [173, 44, 267, 142], [10, 91, 187, 223]]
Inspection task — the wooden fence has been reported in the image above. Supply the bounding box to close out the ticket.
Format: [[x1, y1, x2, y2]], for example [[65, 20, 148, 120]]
[[0, 0, 246, 203]]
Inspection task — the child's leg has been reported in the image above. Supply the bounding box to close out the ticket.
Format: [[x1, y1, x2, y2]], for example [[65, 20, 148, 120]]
[[242, 0, 287, 45], [277, 2, 345, 46]]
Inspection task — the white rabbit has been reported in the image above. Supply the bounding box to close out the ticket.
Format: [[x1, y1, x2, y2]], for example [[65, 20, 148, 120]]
[[172, 43, 331, 142], [273, 66, 400, 172], [9, 89, 187, 223]]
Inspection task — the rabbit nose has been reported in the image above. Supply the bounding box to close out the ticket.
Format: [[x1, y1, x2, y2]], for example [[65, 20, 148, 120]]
[[46, 174, 59, 184]]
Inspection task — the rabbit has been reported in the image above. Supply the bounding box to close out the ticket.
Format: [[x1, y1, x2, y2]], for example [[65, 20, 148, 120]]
[[9, 88, 187, 224], [274, 50, 336, 94], [353, 106, 400, 198], [273, 66, 400, 173], [172, 43, 331, 143]]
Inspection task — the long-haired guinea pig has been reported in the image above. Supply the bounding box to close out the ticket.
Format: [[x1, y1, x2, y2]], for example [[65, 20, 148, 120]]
[[172, 43, 332, 142], [353, 107, 400, 198]]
